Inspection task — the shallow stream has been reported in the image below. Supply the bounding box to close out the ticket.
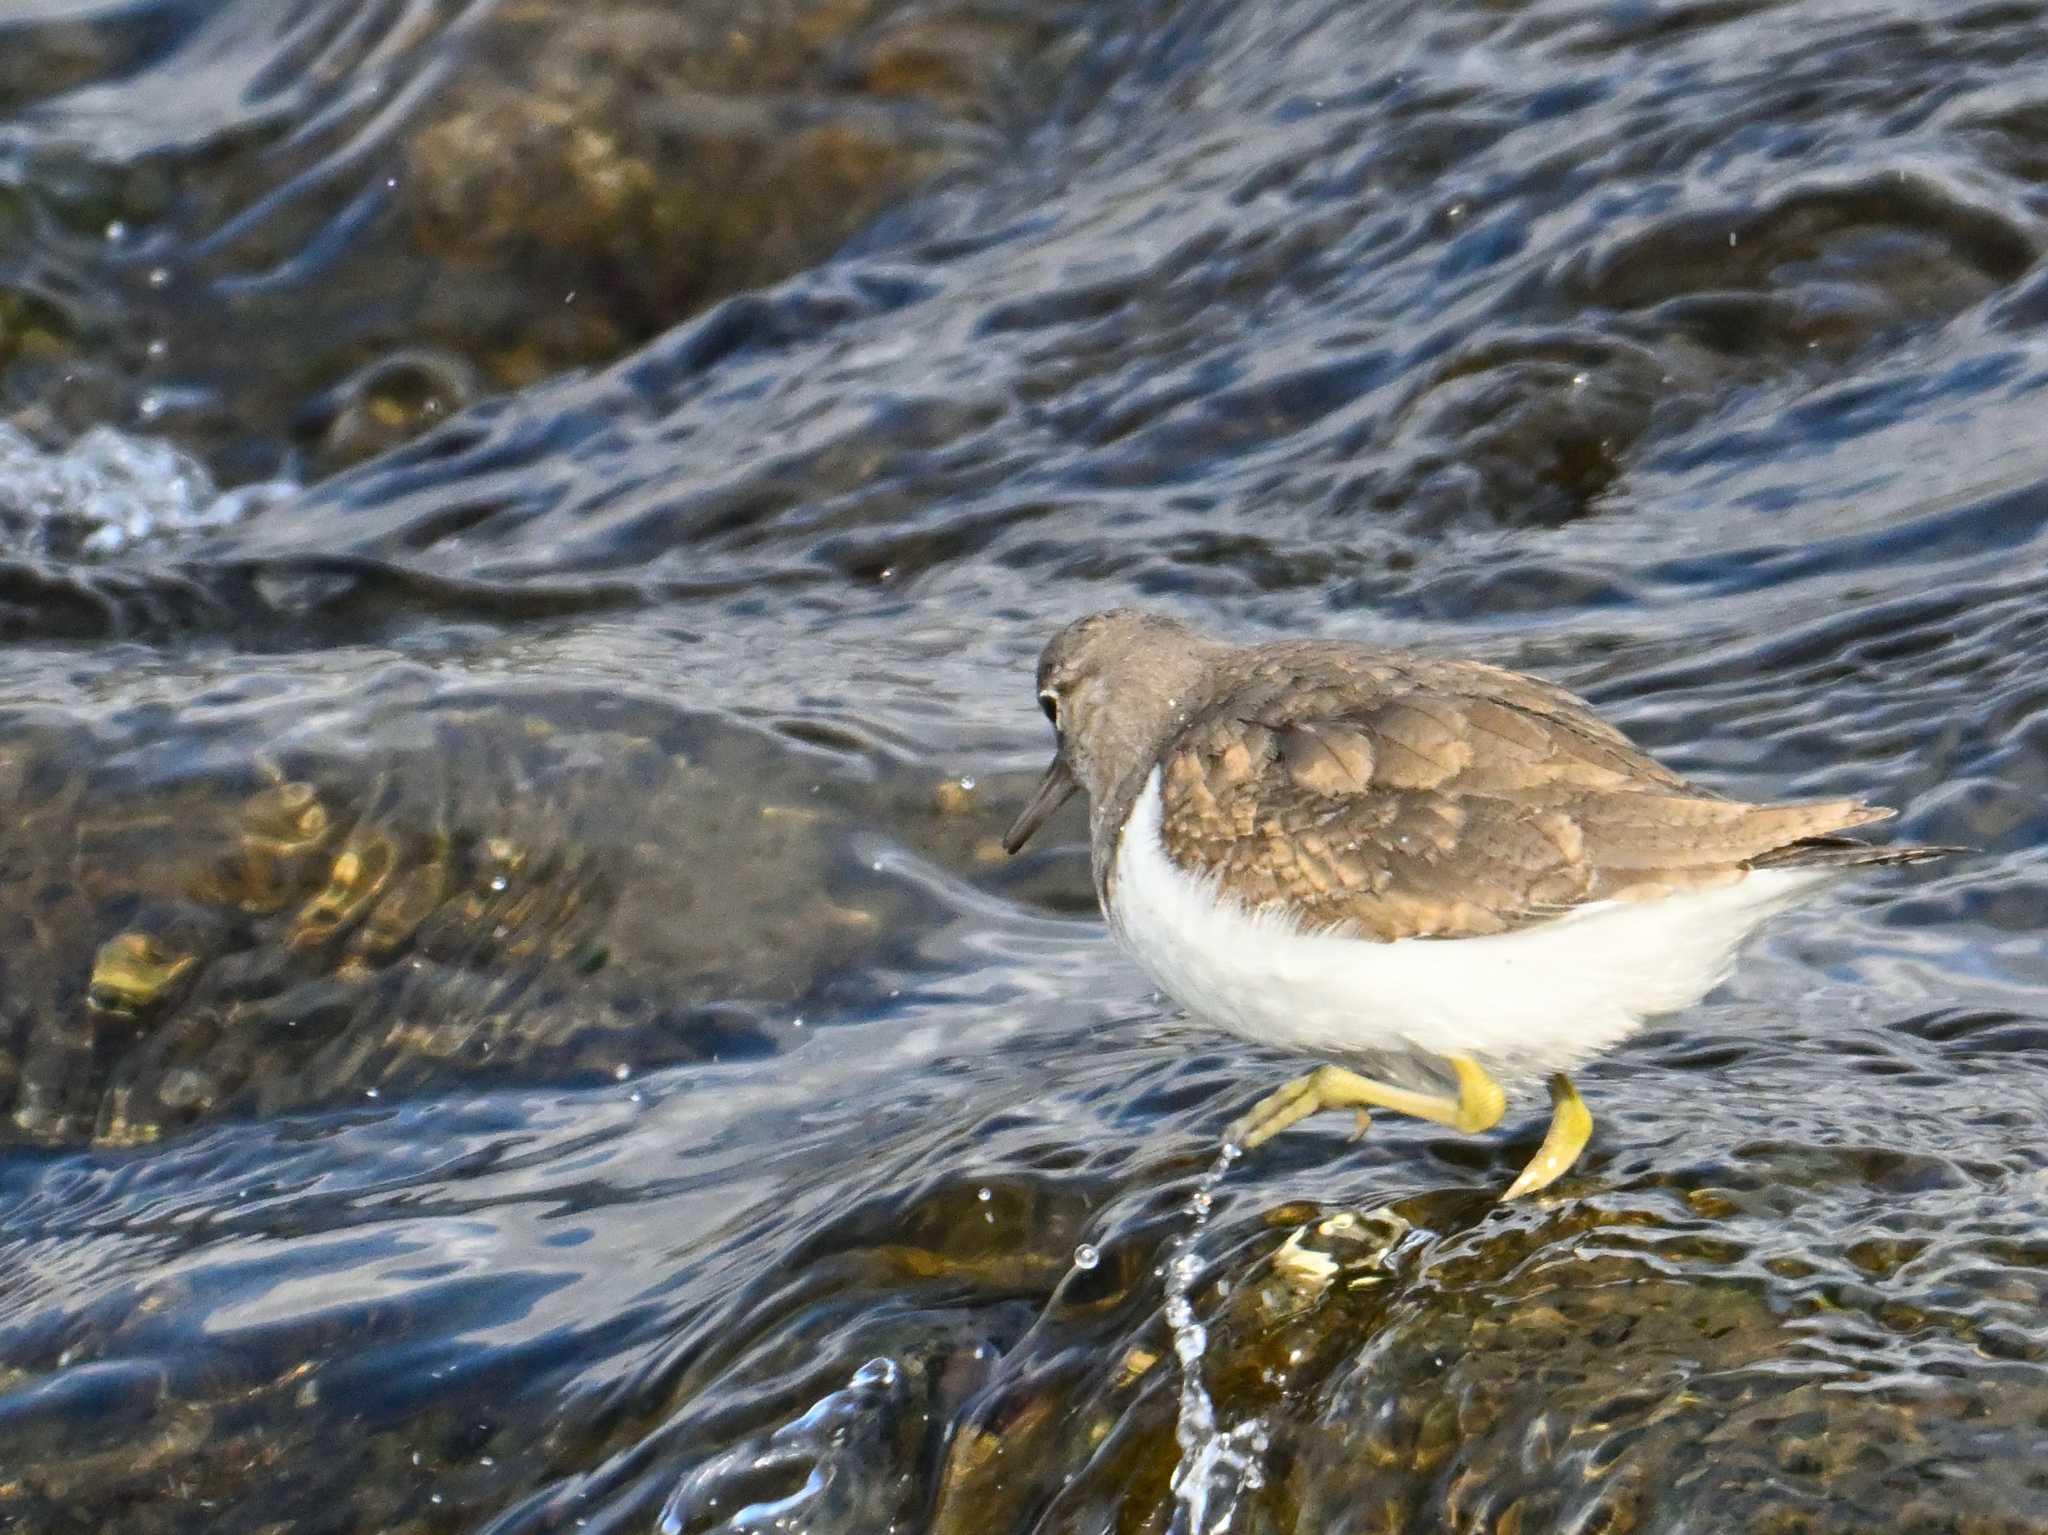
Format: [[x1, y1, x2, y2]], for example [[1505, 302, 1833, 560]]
[[1, 1, 2047, 1530]]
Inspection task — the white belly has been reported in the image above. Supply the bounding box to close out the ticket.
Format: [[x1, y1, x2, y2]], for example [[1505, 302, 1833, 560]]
[[1105, 769, 1830, 1081]]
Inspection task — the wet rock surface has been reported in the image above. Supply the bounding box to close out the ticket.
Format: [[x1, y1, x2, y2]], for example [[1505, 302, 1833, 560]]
[[2, 0, 2048, 1531]]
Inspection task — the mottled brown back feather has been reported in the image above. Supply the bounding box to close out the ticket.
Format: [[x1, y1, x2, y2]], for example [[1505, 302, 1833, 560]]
[[1153, 647, 1916, 940]]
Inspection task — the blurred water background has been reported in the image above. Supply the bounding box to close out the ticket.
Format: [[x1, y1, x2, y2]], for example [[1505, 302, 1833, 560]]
[[0, 0, 2046, 1530]]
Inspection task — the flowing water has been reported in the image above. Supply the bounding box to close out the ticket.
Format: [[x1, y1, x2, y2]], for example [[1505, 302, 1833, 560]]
[[3, 0, 2048, 1530]]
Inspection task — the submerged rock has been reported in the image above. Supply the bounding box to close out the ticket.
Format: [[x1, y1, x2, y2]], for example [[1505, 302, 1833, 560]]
[[0, 0, 1083, 481], [0, 693, 1016, 1145], [929, 1166, 2048, 1535]]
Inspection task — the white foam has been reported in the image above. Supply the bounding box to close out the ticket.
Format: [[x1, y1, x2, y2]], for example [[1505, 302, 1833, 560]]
[[0, 424, 293, 555]]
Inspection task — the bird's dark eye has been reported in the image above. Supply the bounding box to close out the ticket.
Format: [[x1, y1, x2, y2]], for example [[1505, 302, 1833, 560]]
[[1039, 691, 1060, 725]]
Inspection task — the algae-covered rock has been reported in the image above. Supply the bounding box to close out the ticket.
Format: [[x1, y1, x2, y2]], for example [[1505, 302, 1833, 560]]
[[0, 0, 1081, 480], [0, 695, 1010, 1145], [930, 1167, 2048, 1535]]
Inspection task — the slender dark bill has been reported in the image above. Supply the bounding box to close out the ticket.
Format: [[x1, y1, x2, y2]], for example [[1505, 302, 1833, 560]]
[[1003, 755, 1079, 853]]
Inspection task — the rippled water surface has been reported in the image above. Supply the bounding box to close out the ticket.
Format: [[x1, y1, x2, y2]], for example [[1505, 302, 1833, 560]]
[[3, 0, 2048, 1530]]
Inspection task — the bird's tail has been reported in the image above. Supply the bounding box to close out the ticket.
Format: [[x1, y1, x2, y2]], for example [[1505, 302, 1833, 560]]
[[1751, 834, 1967, 871]]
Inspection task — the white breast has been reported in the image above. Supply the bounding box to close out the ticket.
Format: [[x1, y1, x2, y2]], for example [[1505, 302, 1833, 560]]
[[1105, 769, 1832, 1082]]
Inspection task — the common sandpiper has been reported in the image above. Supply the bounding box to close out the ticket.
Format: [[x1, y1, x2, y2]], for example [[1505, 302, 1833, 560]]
[[1002, 609, 1953, 1198]]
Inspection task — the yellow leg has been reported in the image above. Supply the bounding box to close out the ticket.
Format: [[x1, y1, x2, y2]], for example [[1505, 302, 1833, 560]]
[[1228, 1056, 1507, 1152], [1501, 1072, 1593, 1200]]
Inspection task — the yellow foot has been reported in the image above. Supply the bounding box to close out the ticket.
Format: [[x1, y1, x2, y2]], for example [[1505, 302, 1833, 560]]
[[1227, 1056, 1507, 1153], [1501, 1072, 1593, 1200]]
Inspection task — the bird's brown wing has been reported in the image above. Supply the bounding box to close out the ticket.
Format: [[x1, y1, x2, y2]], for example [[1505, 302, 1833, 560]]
[[1155, 656, 1890, 940]]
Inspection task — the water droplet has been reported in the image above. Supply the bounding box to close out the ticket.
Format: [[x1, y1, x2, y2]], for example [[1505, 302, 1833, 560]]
[[104, 220, 127, 242], [792, 1015, 805, 1028], [146, 338, 167, 360], [146, 267, 169, 289], [489, 876, 508, 892], [976, 1186, 992, 1202], [1073, 1243, 1100, 1270], [364, 1087, 379, 1099], [613, 1063, 631, 1081], [851, 1357, 900, 1388], [958, 775, 976, 791], [1159, 1139, 1263, 1531]]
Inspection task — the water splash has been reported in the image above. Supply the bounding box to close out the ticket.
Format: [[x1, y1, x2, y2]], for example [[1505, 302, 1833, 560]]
[[656, 1357, 904, 1535], [1163, 1141, 1267, 1535], [0, 424, 292, 556]]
